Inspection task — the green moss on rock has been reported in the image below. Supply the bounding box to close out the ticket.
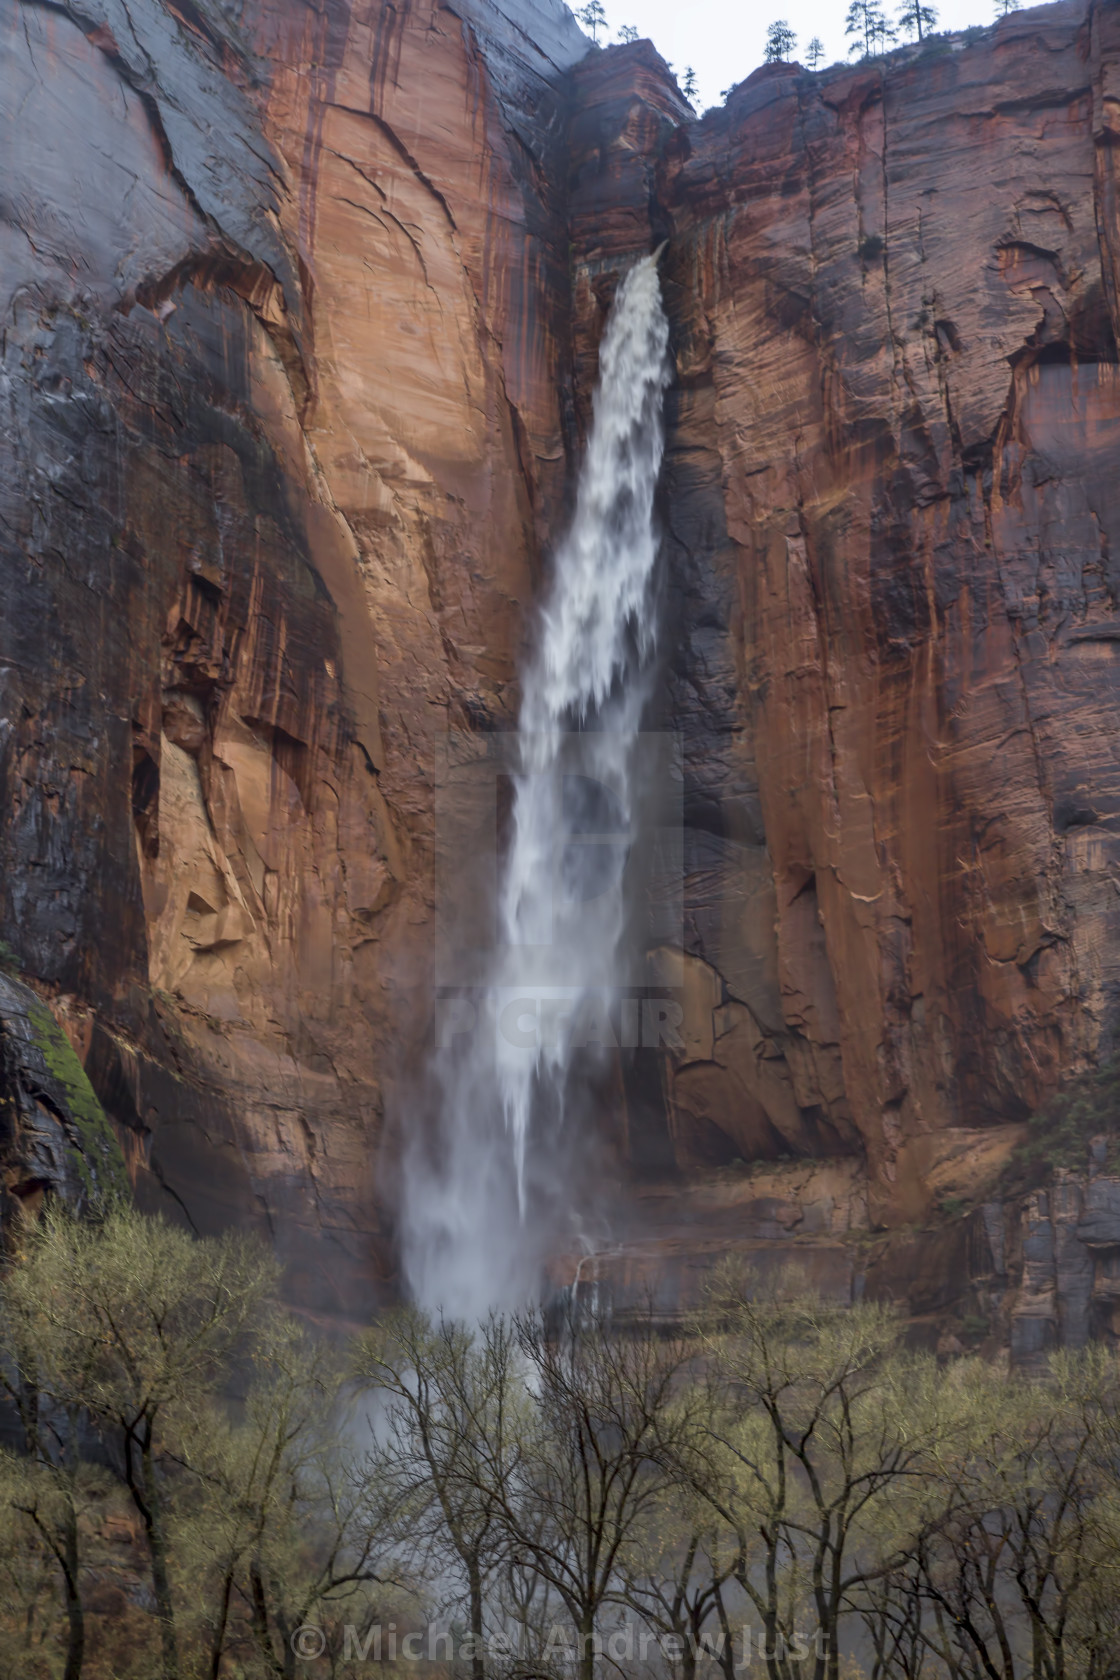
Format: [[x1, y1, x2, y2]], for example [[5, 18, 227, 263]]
[[26, 1002, 130, 1206]]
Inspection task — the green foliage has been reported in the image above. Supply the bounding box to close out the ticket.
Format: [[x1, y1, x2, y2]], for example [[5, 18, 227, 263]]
[[939, 1194, 967, 1219], [846, 0, 897, 57], [26, 1003, 129, 1207], [1016, 1055, 1120, 1175], [806, 35, 826, 67], [897, 0, 938, 38], [575, 0, 605, 42], [764, 19, 796, 62], [0, 940, 19, 974], [0, 1206, 393, 1679], [176, 1317, 393, 1674], [859, 232, 885, 261]]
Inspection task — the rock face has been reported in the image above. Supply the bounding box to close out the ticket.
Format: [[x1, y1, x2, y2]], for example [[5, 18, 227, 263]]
[[4, 0, 1120, 1321], [585, 1, 1120, 1226], [0, 0, 588, 1314], [0, 970, 128, 1223]]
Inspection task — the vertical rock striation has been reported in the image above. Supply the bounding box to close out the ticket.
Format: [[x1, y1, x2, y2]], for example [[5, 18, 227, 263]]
[[0, 0, 588, 1311], [567, 0, 1120, 1227]]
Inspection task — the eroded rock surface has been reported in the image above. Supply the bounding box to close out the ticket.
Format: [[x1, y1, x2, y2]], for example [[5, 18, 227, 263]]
[[581, 1, 1120, 1225], [0, 0, 587, 1312]]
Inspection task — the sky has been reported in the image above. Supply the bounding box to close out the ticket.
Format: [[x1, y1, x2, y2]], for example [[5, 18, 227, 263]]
[[573, 0, 1004, 112]]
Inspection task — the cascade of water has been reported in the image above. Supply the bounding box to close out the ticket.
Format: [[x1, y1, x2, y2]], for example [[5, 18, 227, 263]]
[[402, 252, 671, 1318]]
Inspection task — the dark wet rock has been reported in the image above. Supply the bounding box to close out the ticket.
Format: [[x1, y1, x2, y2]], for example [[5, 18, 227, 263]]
[[0, 970, 128, 1221], [1076, 1179, 1120, 1247]]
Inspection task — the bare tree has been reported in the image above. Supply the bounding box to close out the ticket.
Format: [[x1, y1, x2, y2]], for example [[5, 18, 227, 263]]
[[478, 1303, 703, 1680], [354, 1309, 526, 1680], [615, 1488, 739, 1680], [892, 1353, 1120, 1680], [179, 1317, 397, 1679], [689, 1285, 944, 1680]]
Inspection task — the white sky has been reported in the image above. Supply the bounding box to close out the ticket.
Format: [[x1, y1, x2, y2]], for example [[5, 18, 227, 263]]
[[575, 0, 999, 112]]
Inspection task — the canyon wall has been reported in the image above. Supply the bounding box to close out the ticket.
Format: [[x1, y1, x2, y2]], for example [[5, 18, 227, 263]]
[[564, 1, 1120, 1229], [4, 0, 1120, 1321], [0, 0, 588, 1314]]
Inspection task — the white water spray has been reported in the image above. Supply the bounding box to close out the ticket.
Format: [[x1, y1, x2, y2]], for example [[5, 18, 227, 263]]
[[402, 253, 671, 1318]]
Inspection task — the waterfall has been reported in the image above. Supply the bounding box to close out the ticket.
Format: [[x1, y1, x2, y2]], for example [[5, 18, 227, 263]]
[[402, 252, 671, 1319]]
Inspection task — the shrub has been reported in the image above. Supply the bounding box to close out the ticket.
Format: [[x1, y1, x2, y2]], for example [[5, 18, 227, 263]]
[[1016, 1056, 1120, 1176]]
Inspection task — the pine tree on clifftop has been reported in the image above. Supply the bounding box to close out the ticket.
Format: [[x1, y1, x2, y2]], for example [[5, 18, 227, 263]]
[[576, 0, 606, 42], [846, 0, 896, 56], [897, 0, 938, 37], [765, 19, 797, 61]]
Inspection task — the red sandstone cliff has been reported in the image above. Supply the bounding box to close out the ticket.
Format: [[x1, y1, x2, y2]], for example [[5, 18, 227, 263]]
[[0, 0, 588, 1312], [658, 8, 1120, 1221], [4, 0, 1120, 1332], [563, 6, 1120, 1225]]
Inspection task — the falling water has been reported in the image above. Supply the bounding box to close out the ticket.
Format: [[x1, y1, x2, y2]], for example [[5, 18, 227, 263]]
[[402, 252, 671, 1318]]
